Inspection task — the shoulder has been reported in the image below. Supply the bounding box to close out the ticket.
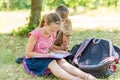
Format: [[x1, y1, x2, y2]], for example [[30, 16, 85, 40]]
[[52, 33, 57, 41], [66, 18, 72, 24], [64, 18, 72, 27], [28, 28, 40, 40], [61, 18, 72, 35]]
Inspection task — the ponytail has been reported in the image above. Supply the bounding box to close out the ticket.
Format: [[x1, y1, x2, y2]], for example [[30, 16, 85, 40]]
[[39, 13, 61, 27], [39, 15, 46, 27], [39, 18, 44, 27]]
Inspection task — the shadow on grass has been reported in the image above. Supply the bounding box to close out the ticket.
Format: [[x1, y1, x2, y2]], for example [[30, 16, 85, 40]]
[[0, 30, 120, 80]]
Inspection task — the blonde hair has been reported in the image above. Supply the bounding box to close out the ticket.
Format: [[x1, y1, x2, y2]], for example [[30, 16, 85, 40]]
[[39, 13, 61, 27]]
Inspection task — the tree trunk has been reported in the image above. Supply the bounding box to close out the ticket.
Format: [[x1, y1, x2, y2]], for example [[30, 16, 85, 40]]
[[73, 6, 77, 14], [5, 0, 10, 11], [114, 0, 118, 7], [107, 0, 111, 7], [28, 0, 42, 27]]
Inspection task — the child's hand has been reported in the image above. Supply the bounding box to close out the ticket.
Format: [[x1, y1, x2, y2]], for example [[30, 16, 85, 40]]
[[56, 50, 68, 54], [49, 52, 55, 57], [61, 43, 68, 51]]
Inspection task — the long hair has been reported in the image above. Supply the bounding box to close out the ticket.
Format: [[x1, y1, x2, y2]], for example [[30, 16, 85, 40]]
[[39, 13, 61, 27]]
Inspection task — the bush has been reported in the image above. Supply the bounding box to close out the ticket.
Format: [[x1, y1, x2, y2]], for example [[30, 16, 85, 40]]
[[0, 0, 31, 11], [11, 24, 37, 36]]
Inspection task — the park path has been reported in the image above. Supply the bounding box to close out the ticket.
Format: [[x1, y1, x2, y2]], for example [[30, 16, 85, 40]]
[[70, 15, 120, 30], [0, 11, 120, 33], [0, 11, 29, 33]]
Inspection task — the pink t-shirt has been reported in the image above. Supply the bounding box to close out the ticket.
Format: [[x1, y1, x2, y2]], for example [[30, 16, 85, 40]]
[[28, 28, 56, 54]]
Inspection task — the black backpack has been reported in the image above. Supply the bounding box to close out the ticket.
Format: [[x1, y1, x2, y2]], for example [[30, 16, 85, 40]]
[[67, 38, 119, 78]]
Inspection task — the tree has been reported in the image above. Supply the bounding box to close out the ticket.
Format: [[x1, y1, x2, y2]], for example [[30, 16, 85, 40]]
[[28, 0, 42, 27], [5, 0, 10, 11], [12, 0, 42, 36], [64, 0, 81, 13]]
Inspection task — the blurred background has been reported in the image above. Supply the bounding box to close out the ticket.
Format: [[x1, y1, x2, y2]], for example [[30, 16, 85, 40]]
[[0, 0, 120, 33], [0, 1, 120, 80]]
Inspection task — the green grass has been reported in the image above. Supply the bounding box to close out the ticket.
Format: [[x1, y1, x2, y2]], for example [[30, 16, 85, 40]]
[[0, 29, 120, 80]]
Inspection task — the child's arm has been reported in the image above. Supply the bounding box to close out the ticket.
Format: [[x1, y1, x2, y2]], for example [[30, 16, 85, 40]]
[[51, 34, 70, 51], [51, 44, 68, 51], [50, 45, 67, 54], [25, 35, 52, 58]]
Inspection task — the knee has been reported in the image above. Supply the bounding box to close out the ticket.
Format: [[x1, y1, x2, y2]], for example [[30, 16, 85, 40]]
[[48, 60, 57, 67], [57, 59, 67, 65], [50, 60, 57, 64]]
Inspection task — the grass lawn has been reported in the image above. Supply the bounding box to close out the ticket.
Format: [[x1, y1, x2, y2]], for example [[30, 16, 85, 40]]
[[0, 7, 120, 80], [0, 29, 120, 80]]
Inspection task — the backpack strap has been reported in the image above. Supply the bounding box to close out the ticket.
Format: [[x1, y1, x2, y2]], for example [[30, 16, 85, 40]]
[[72, 38, 94, 65], [73, 38, 119, 65], [108, 40, 119, 64], [109, 40, 119, 58], [100, 40, 119, 72], [74, 38, 93, 58]]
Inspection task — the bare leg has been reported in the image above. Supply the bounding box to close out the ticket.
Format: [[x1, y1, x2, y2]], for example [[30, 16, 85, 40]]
[[57, 59, 98, 80], [48, 60, 81, 80]]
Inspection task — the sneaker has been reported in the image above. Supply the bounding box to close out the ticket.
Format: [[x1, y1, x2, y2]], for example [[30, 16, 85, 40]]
[[15, 57, 23, 64]]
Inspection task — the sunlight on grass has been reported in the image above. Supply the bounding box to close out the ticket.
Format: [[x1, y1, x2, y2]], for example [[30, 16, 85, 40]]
[[0, 30, 120, 80], [72, 26, 120, 32], [0, 7, 120, 80]]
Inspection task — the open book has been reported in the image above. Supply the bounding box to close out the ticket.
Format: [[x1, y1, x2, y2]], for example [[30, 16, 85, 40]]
[[34, 52, 71, 59]]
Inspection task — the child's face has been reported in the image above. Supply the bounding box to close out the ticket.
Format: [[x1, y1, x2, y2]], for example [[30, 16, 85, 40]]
[[61, 17, 67, 22], [46, 22, 60, 35], [61, 13, 68, 22]]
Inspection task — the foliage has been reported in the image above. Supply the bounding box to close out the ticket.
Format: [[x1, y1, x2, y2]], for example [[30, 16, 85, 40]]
[[43, 0, 65, 10], [10, 0, 30, 10], [1, 0, 120, 37], [0, 0, 119, 11], [11, 24, 37, 36], [0, 30, 120, 80], [101, 0, 119, 7], [28, 0, 42, 27], [0, 0, 31, 11]]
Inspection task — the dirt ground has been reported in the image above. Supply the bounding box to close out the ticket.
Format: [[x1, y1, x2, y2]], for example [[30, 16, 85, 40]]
[[0, 9, 120, 33]]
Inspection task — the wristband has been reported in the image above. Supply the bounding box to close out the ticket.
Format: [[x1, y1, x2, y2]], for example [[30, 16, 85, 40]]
[[46, 48, 51, 53]]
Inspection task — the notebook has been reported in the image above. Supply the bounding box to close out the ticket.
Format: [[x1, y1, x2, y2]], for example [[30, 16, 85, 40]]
[[34, 52, 71, 59]]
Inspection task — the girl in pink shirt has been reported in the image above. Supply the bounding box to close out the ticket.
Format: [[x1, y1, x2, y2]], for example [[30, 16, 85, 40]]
[[23, 13, 97, 80]]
